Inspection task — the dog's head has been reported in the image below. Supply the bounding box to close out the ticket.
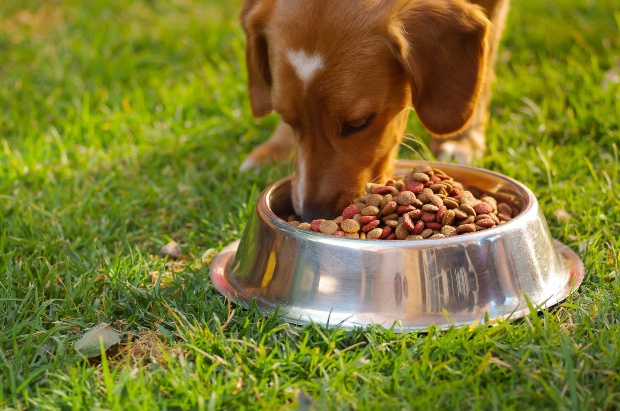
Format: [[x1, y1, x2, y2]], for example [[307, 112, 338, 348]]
[[242, 0, 490, 221]]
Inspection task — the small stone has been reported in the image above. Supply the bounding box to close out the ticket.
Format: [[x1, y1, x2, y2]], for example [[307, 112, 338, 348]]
[[159, 241, 182, 260]]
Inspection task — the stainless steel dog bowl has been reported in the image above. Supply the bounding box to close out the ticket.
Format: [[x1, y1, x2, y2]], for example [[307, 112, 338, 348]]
[[210, 161, 584, 331]]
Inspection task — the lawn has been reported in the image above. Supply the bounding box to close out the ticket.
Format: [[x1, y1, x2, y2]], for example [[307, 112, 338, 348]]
[[1, 0, 619, 409]]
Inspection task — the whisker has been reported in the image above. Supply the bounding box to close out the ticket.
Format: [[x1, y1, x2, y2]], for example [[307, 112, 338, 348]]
[[400, 133, 434, 160]]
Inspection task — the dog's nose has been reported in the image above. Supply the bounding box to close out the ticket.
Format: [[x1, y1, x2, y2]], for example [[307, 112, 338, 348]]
[[297, 199, 340, 223]]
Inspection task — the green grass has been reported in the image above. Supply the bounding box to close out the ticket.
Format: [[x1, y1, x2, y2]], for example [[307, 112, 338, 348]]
[[1, 0, 619, 409]]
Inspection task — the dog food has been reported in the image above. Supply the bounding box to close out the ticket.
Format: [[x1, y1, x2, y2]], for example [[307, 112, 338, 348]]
[[284, 165, 519, 240]]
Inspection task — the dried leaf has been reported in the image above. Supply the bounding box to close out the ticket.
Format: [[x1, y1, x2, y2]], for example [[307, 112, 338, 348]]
[[75, 322, 121, 358]]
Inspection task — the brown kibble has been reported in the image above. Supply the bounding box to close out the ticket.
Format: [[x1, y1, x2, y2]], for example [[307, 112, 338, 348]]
[[365, 183, 380, 193], [381, 201, 398, 215], [429, 195, 444, 208], [441, 209, 456, 226], [385, 219, 399, 228], [422, 204, 439, 212], [411, 172, 430, 183], [361, 206, 380, 216], [413, 165, 433, 175], [381, 194, 393, 209], [429, 233, 446, 239], [344, 232, 359, 239], [420, 229, 434, 238], [441, 225, 458, 237], [459, 191, 479, 206], [417, 188, 434, 203], [395, 223, 410, 240], [497, 202, 512, 216], [365, 194, 384, 207], [498, 213, 512, 222], [298, 222, 311, 230], [458, 215, 475, 225], [396, 191, 417, 206], [319, 220, 339, 235], [453, 208, 468, 219], [459, 204, 476, 216], [408, 209, 423, 220], [443, 198, 459, 209], [341, 219, 361, 233], [481, 196, 498, 212], [456, 224, 477, 234], [381, 213, 399, 222], [367, 227, 384, 240]]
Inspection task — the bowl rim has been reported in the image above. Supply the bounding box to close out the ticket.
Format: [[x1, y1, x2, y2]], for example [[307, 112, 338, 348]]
[[258, 161, 537, 248]]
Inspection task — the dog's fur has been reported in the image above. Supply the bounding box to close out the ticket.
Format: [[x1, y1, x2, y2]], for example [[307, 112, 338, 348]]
[[240, 0, 510, 222]]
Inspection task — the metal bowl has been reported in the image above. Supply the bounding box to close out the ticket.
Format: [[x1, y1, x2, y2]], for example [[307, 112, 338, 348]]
[[210, 161, 584, 331]]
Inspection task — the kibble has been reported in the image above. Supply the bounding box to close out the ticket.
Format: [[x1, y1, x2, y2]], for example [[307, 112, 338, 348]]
[[282, 164, 521, 240]]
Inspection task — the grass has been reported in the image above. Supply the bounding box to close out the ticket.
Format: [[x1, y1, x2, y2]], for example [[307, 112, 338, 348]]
[[1, 0, 619, 409]]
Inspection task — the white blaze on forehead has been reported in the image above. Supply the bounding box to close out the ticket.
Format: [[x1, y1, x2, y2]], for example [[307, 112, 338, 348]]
[[285, 49, 324, 88]]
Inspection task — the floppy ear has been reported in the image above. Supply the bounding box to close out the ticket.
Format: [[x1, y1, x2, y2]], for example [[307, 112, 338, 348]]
[[241, 0, 273, 117], [390, 0, 490, 136]]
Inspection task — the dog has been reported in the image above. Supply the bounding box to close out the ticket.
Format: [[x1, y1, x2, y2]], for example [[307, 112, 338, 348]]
[[240, 0, 510, 222]]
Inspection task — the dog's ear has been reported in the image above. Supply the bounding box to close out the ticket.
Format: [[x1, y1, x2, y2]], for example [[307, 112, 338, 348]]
[[241, 0, 273, 117], [390, 0, 490, 136]]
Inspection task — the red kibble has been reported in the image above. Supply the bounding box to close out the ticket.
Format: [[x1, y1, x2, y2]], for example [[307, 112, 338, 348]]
[[431, 175, 442, 184], [379, 226, 392, 239], [403, 213, 415, 231], [474, 203, 493, 215], [373, 186, 393, 195], [397, 205, 416, 214], [342, 205, 360, 220], [362, 219, 381, 232], [333, 230, 345, 237], [413, 220, 425, 235], [476, 218, 496, 228], [436, 205, 447, 221], [435, 174, 451, 181], [426, 222, 443, 230], [450, 188, 462, 197], [421, 211, 437, 222], [358, 215, 377, 224], [386, 233, 396, 240], [310, 219, 325, 232], [403, 181, 424, 193]]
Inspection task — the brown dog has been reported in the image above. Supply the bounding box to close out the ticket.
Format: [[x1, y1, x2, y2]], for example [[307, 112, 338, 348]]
[[240, 0, 510, 222]]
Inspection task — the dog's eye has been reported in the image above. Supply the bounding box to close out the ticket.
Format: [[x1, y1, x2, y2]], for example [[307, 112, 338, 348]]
[[341, 114, 375, 136]]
